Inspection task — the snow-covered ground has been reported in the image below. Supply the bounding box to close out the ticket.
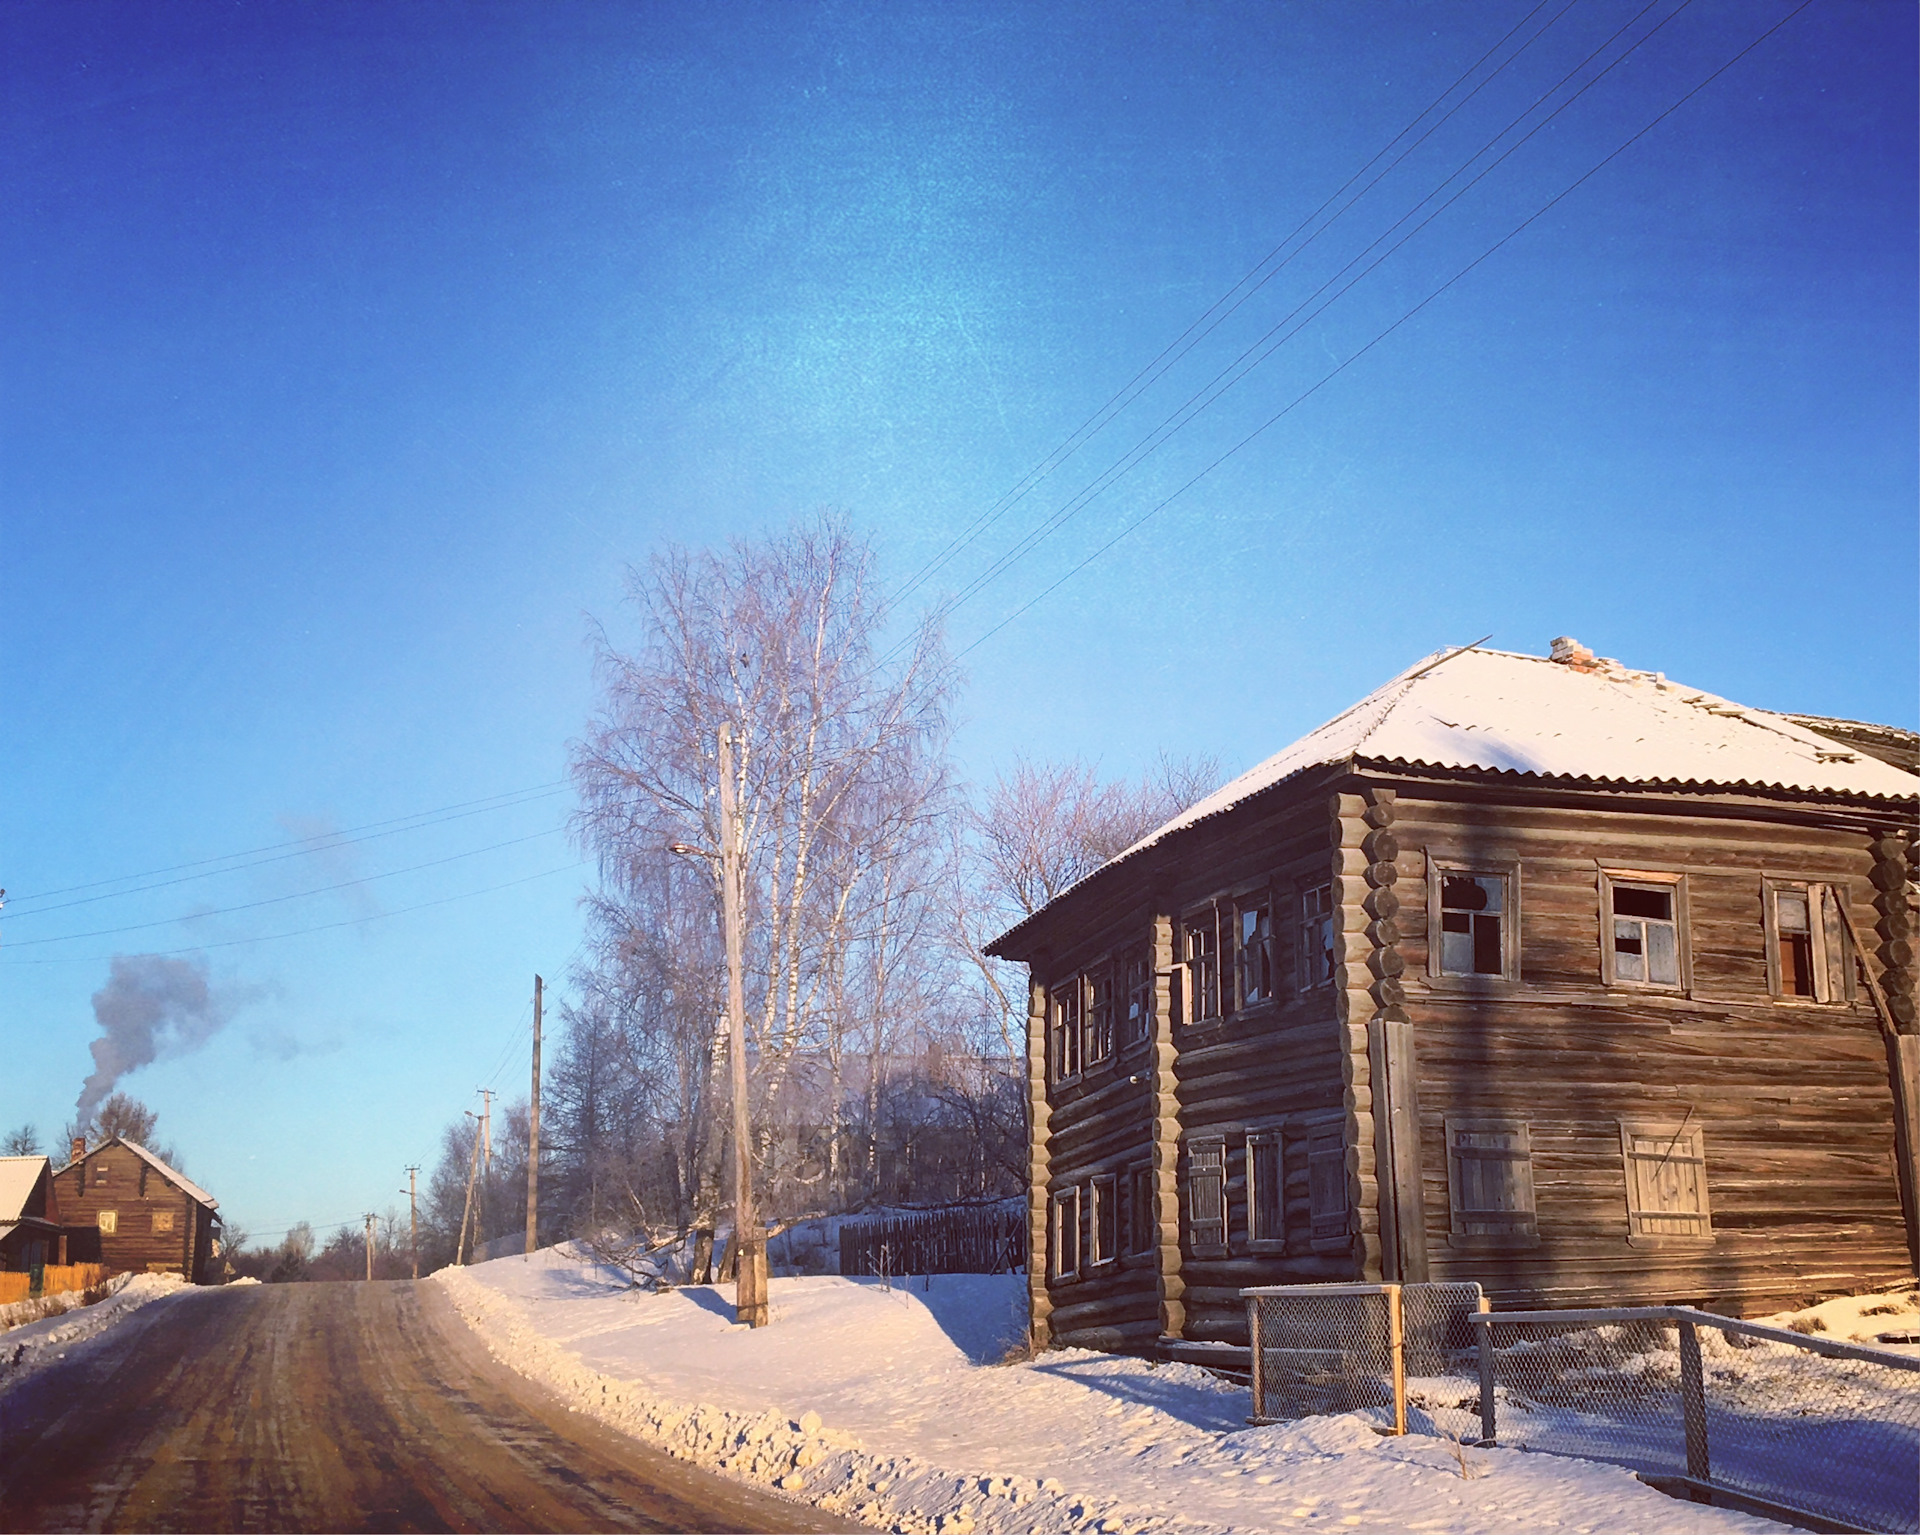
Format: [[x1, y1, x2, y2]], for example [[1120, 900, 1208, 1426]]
[[436, 1249, 1782, 1535], [0, 1271, 191, 1389]]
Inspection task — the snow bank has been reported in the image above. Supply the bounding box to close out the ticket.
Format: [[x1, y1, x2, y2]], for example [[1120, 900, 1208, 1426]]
[[436, 1250, 1774, 1534], [1760, 1286, 1920, 1353], [0, 1272, 191, 1390]]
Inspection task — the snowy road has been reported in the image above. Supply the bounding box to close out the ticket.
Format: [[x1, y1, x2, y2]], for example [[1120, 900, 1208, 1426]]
[[0, 1279, 858, 1533]]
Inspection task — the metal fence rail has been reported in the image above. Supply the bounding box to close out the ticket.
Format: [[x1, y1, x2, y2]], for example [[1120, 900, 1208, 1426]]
[[1472, 1306, 1920, 1535], [1244, 1282, 1486, 1433]]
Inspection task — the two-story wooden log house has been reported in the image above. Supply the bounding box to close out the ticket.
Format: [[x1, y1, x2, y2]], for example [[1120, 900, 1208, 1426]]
[[988, 639, 1919, 1353], [57, 1136, 221, 1283]]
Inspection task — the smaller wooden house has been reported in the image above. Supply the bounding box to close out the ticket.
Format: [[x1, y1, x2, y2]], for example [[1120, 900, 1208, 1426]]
[[57, 1137, 221, 1284], [0, 1156, 65, 1275]]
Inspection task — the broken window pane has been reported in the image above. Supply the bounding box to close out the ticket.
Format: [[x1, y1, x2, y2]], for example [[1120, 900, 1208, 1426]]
[[1440, 873, 1505, 975], [1610, 881, 1681, 988]]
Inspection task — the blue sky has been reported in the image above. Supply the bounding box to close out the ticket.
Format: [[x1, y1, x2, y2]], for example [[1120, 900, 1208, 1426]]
[[2, 0, 1913, 1243]]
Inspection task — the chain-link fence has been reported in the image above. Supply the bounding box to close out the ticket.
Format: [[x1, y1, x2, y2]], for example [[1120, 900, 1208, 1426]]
[[1244, 1282, 1485, 1432], [1467, 1307, 1920, 1535]]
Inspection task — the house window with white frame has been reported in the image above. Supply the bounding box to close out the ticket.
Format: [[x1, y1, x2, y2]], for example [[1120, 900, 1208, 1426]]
[[1299, 883, 1335, 990], [1089, 1174, 1118, 1268], [1052, 1186, 1081, 1280], [1603, 873, 1685, 990], [1183, 912, 1221, 1025], [1765, 880, 1850, 1003]]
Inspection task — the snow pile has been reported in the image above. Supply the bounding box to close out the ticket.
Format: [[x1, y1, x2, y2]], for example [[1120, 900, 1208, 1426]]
[[437, 1251, 1773, 1534], [1761, 1286, 1920, 1353], [0, 1272, 189, 1390]]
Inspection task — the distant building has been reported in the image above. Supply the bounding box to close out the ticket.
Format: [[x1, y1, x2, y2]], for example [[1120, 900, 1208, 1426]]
[[57, 1137, 222, 1284], [0, 1156, 65, 1276], [989, 639, 1919, 1352]]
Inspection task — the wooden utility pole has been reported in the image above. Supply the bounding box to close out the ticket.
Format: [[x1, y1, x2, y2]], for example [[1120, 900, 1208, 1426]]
[[718, 723, 768, 1327], [364, 1213, 375, 1281], [526, 975, 542, 1260], [456, 1109, 482, 1265], [404, 1166, 419, 1280]]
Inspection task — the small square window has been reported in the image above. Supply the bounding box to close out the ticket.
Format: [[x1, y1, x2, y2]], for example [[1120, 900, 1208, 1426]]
[[152, 1210, 176, 1234], [1298, 883, 1335, 990], [97, 1209, 118, 1235], [1602, 873, 1686, 991]]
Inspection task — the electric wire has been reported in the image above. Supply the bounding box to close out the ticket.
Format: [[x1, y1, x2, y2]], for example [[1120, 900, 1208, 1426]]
[[948, 0, 1814, 666]]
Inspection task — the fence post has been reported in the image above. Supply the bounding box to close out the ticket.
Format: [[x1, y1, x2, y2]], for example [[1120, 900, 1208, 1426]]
[[1678, 1316, 1710, 1483], [1248, 1295, 1265, 1421], [1388, 1284, 1406, 1436], [1476, 1308, 1496, 1445]]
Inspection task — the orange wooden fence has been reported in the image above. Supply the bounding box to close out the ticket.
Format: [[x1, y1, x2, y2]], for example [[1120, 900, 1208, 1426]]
[[0, 1272, 28, 1306], [0, 1263, 109, 1305]]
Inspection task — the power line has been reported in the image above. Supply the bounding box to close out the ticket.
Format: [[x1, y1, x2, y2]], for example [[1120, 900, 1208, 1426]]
[[949, 0, 1813, 666], [0, 861, 588, 967], [887, 0, 1576, 614], [920, 0, 1694, 646], [5, 781, 569, 909], [3, 826, 568, 947]]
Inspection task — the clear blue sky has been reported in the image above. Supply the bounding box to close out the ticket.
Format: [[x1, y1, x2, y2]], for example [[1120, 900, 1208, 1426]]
[[3, 0, 1913, 1244]]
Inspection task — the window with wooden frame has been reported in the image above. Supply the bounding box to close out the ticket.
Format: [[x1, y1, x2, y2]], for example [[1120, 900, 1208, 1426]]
[[1619, 1120, 1711, 1245], [1127, 1162, 1156, 1255], [1446, 1118, 1539, 1248], [1245, 1132, 1285, 1251], [1086, 967, 1116, 1067], [97, 1209, 118, 1235], [1601, 871, 1687, 991], [1765, 881, 1851, 1003], [1182, 910, 1222, 1026], [1306, 1121, 1349, 1248], [1122, 952, 1152, 1049], [152, 1210, 175, 1234], [92, 1162, 108, 1186], [1184, 1137, 1228, 1255], [1298, 883, 1335, 990], [1237, 897, 1275, 1008], [1089, 1174, 1119, 1268], [1429, 865, 1517, 979], [1051, 977, 1082, 1083], [1051, 1186, 1081, 1281]]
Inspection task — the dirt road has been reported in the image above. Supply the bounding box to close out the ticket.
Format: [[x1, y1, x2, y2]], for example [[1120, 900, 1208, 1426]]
[[0, 1279, 860, 1533]]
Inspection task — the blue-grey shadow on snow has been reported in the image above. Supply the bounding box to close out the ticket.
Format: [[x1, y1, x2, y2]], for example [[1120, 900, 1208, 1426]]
[[838, 1274, 1027, 1365], [1030, 1354, 1250, 1433], [669, 1284, 740, 1323]]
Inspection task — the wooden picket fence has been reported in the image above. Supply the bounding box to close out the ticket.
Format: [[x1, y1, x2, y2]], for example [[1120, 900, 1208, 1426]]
[[0, 1263, 109, 1305], [839, 1203, 1025, 1277]]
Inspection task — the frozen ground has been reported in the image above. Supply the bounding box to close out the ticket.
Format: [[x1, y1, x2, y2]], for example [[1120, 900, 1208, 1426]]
[[437, 1249, 1781, 1535], [0, 1272, 190, 1388]]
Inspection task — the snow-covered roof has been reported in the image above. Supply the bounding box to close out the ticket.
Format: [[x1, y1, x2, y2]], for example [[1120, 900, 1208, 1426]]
[[116, 1139, 218, 1211], [994, 642, 1917, 952], [1116, 643, 1915, 866], [0, 1156, 49, 1223]]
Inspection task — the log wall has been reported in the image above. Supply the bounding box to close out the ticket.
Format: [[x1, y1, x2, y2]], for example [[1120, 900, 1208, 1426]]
[[56, 1144, 212, 1282]]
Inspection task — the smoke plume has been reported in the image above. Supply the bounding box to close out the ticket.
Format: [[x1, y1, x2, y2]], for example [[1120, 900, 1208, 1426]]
[[76, 954, 245, 1127]]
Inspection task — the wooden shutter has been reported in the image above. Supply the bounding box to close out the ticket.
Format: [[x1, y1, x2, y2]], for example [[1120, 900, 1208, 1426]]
[[1446, 1118, 1539, 1247], [1307, 1124, 1349, 1245], [1620, 1121, 1711, 1244], [1812, 884, 1849, 1004], [1247, 1135, 1284, 1247], [1185, 1139, 1227, 1254]]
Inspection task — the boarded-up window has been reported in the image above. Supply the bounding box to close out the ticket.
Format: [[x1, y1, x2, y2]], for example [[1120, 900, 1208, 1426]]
[[1185, 1138, 1227, 1254], [1246, 1133, 1284, 1248], [1620, 1121, 1711, 1244], [1052, 1187, 1080, 1280], [1446, 1119, 1539, 1247], [1307, 1124, 1349, 1245], [1089, 1175, 1118, 1267], [1767, 882, 1851, 1003], [1299, 883, 1335, 990], [152, 1210, 176, 1234], [97, 1209, 118, 1235], [1127, 1163, 1155, 1255]]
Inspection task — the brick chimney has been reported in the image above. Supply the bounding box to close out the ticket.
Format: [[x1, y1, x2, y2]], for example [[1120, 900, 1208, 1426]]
[[1549, 635, 1596, 668], [70, 1137, 86, 1167]]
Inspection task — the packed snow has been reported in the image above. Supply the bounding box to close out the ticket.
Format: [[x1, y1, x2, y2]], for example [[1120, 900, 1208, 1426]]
[[437, 1248, 1781, 1534], [0, 1271, 190, 1390]]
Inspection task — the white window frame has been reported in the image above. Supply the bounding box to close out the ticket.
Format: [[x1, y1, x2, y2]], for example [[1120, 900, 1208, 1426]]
[[1427, 860, 1521, 981], [1600, 869, 1690, 994], [1619, 1119, 1712, 1247], [97, 1209, 118, 1235], [1184, 1137, 1229, 1257], [1763, 879, 1852, 1005], [1051, 1186, 1081, 1281], [1181, 907, 1224, 1027], [1088, 1173, 1119, 1269], [1245, 1130, 1286, 1253]]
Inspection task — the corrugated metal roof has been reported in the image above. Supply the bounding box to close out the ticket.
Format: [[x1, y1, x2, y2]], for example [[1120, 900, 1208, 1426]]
[[118, 1139, 219, 1211], [993, 644, 1916, 952], [0, 1156, 49, 1223]]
